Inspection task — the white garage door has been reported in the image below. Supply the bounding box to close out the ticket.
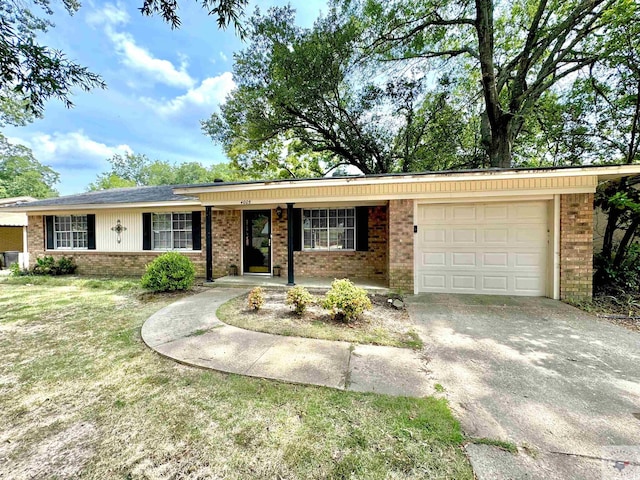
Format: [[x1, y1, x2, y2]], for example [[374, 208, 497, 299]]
[[416, 201, 548, 296]]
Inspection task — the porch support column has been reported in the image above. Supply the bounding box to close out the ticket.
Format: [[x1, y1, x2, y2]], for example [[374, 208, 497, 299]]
[[205, 206, 213, 283], [287, 202, 295, 286]]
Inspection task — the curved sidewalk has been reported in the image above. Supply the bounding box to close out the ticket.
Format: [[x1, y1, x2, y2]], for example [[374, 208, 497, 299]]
[[141, 288, 433, 397]]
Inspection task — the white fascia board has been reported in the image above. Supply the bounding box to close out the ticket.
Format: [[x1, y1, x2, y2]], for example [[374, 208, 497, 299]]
[[200, 187, 594, 207], [14, 201, 202, 213], [175, 165, 640, 195]]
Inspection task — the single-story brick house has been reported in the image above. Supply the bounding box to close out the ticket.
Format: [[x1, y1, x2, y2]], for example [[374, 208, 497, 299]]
[[9, 165, 640, 301]]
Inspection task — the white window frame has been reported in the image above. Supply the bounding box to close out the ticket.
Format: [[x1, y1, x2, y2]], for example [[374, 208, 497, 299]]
[[152, 212, 193, 250], [302, 208, 356, 251], [53, 215, 88, 250]]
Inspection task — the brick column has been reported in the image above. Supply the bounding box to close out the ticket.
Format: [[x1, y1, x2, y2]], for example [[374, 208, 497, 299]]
[[212, 210, 241, 278], [560, 193, 594, 301], [388, 199, 414, 292]]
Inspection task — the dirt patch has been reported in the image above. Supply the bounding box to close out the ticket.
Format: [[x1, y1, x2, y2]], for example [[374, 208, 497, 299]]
[[576, 294, 640, 332], [218, 289, 423, 349], [2, 422, 96, 480]]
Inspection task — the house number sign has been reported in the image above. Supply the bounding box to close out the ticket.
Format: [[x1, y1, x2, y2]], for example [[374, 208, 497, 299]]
[[240, 200, 251, 205]]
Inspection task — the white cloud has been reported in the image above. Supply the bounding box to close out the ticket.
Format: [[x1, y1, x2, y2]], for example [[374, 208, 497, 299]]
[[88, 3, 195, 88], [86, 2, 129, 27], [108, 30, 195, 88], [219, 51, 228, 62], [8, 131, 132, 169], [141, 72, 236, 117]]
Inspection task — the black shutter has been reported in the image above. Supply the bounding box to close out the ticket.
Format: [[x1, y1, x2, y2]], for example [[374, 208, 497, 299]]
[[355, 206, 369, 251], [292, 208, 302, 251], [87, 214, 96, 250], [142, 213, 152, 250], [192, 211, 202, 250], [45, 215, 54, 250]]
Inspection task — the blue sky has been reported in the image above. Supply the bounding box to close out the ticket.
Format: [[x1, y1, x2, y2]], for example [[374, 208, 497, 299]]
[[5, 0, 327, 195]]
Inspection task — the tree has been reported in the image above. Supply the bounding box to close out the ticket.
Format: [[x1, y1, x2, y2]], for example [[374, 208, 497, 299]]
[[140, 0, 247, 34], [586, 2, 640, 287], [362, 0, 626, 167], [1, 1, 106, 119], [87, 152, 249, 190], [203, 7, 476, 176], [2, 0, 248, 119], [0, 133, 59, 198]]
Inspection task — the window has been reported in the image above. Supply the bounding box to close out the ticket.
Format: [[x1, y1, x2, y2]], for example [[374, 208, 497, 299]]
[[303, 208, 355, 250], [152, 212, 192, 250], [53, 215, 88, 249]]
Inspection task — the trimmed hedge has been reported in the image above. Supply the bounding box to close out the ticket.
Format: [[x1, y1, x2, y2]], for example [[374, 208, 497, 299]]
[[141, 252, 195, 292]]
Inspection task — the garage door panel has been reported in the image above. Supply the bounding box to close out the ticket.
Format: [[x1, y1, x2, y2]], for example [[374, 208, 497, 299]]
[[452, 228, 476, 243], [482, 276, 508, 291], [451, 252, 476, 266], [420, 274, 446, 289], [416, 201, 548, 296], [483, 252, 508, 267], [484, 204, 509, 220], [452, 205, 477, 221], [451, 275, 476, 290], [422, 228, 446, 244], [422, 252, 446, 266]]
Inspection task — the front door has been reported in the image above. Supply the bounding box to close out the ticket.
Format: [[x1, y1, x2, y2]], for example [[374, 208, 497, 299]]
[[243, 210, 271, 274]]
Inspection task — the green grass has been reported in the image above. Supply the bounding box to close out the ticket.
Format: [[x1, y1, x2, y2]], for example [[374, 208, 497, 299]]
[[217, 294, 424, 349], [0, 278, 472, 479], [468, 437, 518, 454]]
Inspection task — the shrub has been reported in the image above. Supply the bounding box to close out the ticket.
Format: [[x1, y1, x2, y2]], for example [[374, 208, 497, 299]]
[[55, 256, 77, 275], [32, 255, 56, 275], [322, 279, 372, 323], [247, 287, 265, 311], [286, 285, 314, 315], [9, 262, 28, 277], [140, 252, 195, 292], [31, 255, 77, 276], [595, 242, 640, 294]]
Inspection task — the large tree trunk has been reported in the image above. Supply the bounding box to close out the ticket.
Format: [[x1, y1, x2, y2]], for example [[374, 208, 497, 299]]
[[488, 119, 513, 168]]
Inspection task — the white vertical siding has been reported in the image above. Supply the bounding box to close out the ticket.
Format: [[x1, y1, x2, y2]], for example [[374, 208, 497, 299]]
[[95, 210, 144, 252]]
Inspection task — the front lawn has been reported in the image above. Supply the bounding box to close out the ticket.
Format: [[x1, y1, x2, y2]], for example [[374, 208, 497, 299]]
[[0, 277, 472, 479], [218, 289, 424, 349]]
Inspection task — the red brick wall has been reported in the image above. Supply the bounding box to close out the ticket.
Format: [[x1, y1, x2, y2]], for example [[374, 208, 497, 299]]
[[27, 214, 206, 277], [211, 209, 241, 278], [292, 206, 388, 280], [388, 199, 414, 292], [560, 193, 594, 301]]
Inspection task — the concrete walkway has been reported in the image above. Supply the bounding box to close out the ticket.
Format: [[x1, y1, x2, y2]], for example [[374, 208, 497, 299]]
[[141, 288, 432, 397]]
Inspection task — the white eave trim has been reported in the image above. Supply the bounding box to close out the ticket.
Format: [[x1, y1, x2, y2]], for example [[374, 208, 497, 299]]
[[13, 200, 202, 213], [174, 165, 640, 195]]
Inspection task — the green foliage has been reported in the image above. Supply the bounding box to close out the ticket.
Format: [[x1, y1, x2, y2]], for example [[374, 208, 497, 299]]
[[0, 0, 105, 118], [87, 152, 250, 191], [140, 252, 195, 292], [202, 6, 476, 177], [31, 255, 77, 276], [595, 243, 640, 293], [9, 262, 27, 277], [247, 287, 265, 311], [0, 134, 59, 198], [285, 285, 314, 315], [322, 279, 372, 323]]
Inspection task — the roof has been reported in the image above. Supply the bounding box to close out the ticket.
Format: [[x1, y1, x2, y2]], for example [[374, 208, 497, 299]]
[[0, 197, 32, 226], [174, 164, 640, 192], [7, 164, 640, 213], [0, 196, 36, 206], [5, 185, 198, 210]]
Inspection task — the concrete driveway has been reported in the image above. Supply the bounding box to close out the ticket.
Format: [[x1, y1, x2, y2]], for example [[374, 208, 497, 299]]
[[407, 294, 640, 480]]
